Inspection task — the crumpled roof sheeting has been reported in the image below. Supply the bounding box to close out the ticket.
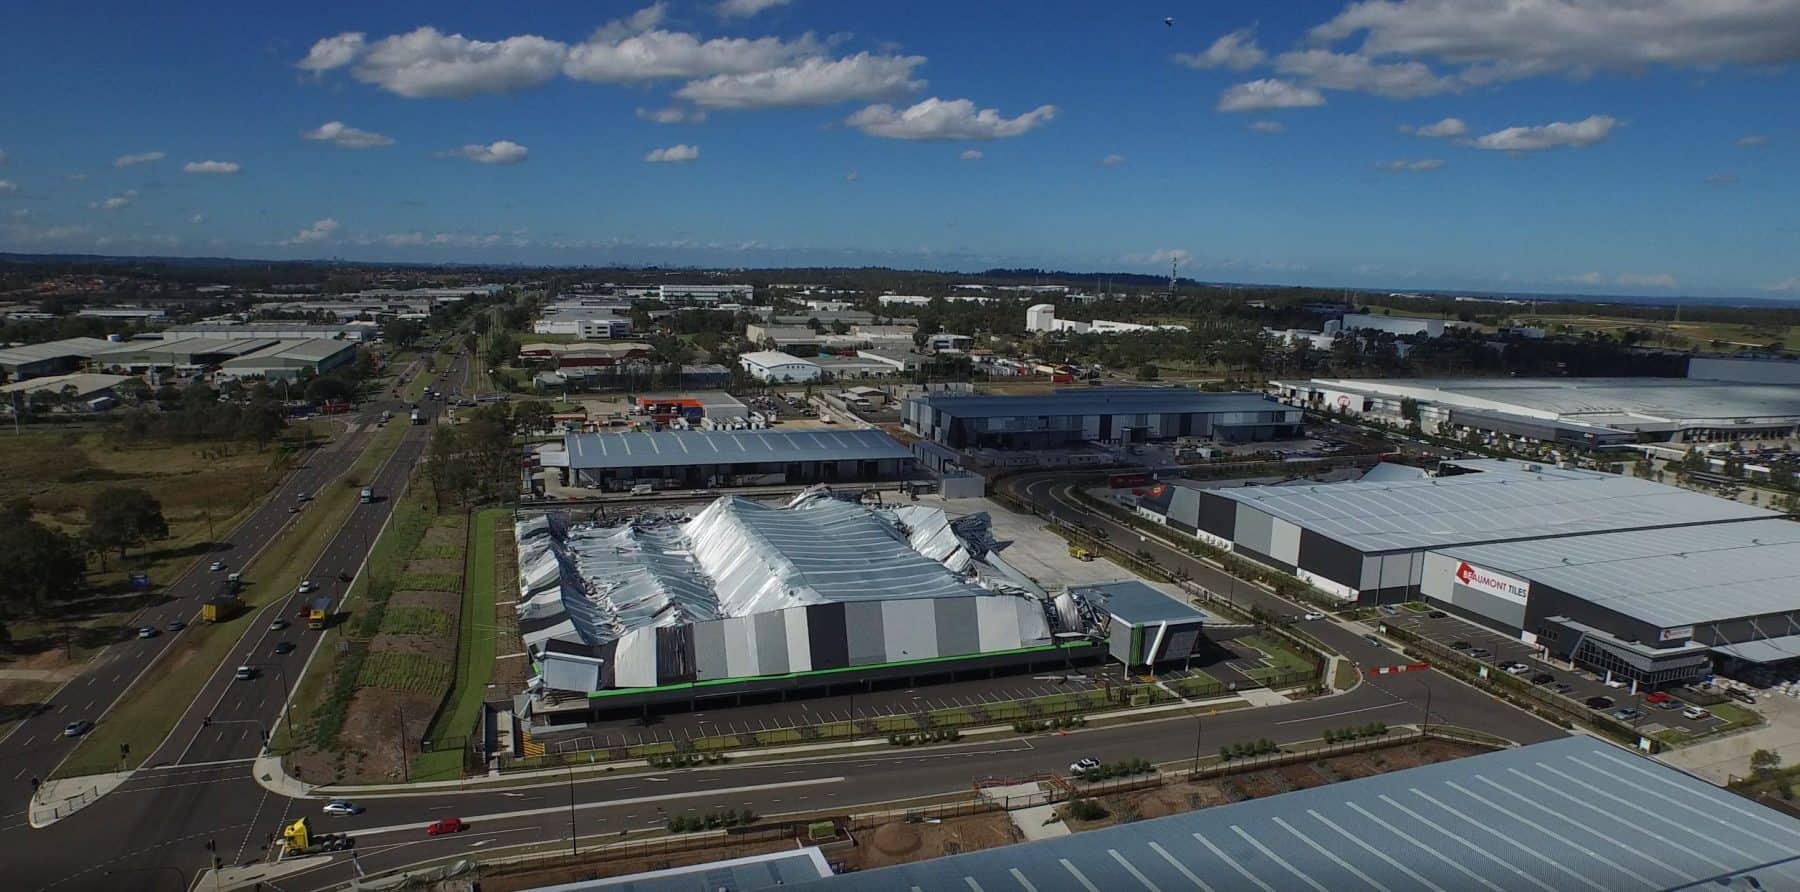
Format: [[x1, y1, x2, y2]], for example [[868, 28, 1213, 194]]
[[687, 496, 990, 615], [564, 521, 720, 634]]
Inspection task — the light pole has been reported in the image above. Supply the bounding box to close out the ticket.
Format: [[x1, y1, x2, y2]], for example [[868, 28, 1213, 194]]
[[1420, 680, 1433, 735], [568, 766, 579, 856], [1190, 713, 1203, 778]]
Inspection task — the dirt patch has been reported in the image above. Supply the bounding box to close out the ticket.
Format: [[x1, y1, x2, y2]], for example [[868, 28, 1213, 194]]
[[420, 525, 465, 549], [403, 556, 463, 576], [389, 589, 457, 611], [843, 812, 1020, 870], [293, 685, 441, 785], [369, 635, 436, 657], [479, 834, 800, 892]]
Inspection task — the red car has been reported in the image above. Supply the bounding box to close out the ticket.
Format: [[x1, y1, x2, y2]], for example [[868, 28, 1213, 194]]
[[426, 818, 466, 836], [1645, 691, 1673, 705]]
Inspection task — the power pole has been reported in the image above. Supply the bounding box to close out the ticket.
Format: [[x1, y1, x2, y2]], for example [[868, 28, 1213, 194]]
[[396, 707, 410, 782]]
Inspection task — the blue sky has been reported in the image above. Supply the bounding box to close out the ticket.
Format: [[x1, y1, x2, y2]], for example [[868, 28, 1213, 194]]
[[1, 0, 1798, 299]]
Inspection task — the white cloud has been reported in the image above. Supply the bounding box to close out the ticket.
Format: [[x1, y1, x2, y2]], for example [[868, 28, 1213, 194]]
[[636, 106, 706, 124], [566, 26, 822, 83], [644, 144, 700, 163], [9, 208, 28, 218], [1473, 115, 1617, 152], [113, 151, 165, 168], [441, 140, 529, 165], [1759, 276, 1800, 293], [843, 170, 860, 182], [183, 160, 240, 175], [594, 4, 669, 42], [678, 53, 926, 109], [92, 189, 138, 210], [1099, 153, 1126, 167], [188, 213, 205, 224], [298, 32, 366, 72], [1377, 158, 1446, 172], [1704, 173, 1737, 186], [1401, 116, 1467, 137], [715, 0, 791, 20], [1248, 120, 1285, 134], [1562, 271, 1604, 286], [1216, 79, 1326, 112], [1129, 248, 1193, 266], [2, 223, 90, 245], [283, 218, 340, 245], [1173, 29, 1266, 71], [0, 180, 16, 194], [845, 97, 1055, 141], [1617, 272, 1678, 288], [302, 121, 395, 149], [1274, 49, 1456, 99], [1738, 134, 1767, 148], [959, 149, 983, 160], [367, 231, 508, 249], [349, 27, 567, 98], [1310, 0, 1800, 81]]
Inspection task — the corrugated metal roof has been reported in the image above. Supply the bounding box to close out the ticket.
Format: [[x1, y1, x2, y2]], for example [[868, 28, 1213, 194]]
[[562, 429, 910, 470], [912, 388, 1285, 419], [1713, 633, 1800, 664], [1301, 376, 1800, 426], [780, 737, 1800, 892], [1217, 471, 1775, 554], [1435, 518, 1800, 628], [1076, 580, 1212, 624], [0, 336, 117, 366]]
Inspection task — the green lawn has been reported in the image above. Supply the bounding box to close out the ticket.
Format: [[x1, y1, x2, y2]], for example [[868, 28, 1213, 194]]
[[379, 607, 452, 637], [356, 652, 451, 694], [1238, 634, 1317, 683], [54, 423, 409, 778], [412, 507, 504, 781]]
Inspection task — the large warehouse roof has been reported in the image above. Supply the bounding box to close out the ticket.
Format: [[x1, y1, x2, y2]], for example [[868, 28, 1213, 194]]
[[562, 429, 910, 470], [1215, 469, 1775, 554], [0, 336, 117, 366], [1436, 518, 1800, 628], [781, 737, 1800, 891], [1299, 376, 1800, 427], [912, 387, 1282, 418], [92, 336, 278, 363], [222, 338, 355, 365]]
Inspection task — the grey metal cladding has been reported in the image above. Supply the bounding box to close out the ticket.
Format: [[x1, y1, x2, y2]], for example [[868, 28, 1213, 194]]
[[1168, 486, 1201, 529], [933, 597, 980, 657], [1269, 518, 1301, 565], [1196, 491, 1235, 538], [753, 610, 789, 675], [844, 600, 887, 665], [1234, 503, 1275, 556], [1447, 582, 1527, 627], [881, 599, 940, 662], [692, 619, 730, 681]]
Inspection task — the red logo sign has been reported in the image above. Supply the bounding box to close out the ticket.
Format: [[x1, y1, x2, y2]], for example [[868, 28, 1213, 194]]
[[1454, 561, 1478, 585], [1336, 395, 1352, 407]]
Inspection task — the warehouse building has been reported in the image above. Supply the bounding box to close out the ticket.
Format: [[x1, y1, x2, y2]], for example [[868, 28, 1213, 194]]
[[217, 339, 359, 381], [904, 388, 1302, 449], [766, 737, 1800, 892], [0, 336, 118, 381], [1270, 376, 1800, 445], [1421, 518, 1800, 686], [739, 350, 821, 383], [1075, 580, 1215, 670], [164, 322, 376, 341], [515, 493, 1098, 721], [90, 337, 280, 374], [1138, 459, 1776, 605], [546, 428, 916, 491]]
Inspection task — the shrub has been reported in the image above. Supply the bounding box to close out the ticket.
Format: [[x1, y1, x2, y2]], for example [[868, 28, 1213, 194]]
[[1067, 798, 1108, 822]]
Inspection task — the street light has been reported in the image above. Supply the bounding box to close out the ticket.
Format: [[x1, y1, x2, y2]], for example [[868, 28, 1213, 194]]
[[1189, 713, 1203, 779], [568, 766, 579, 857]]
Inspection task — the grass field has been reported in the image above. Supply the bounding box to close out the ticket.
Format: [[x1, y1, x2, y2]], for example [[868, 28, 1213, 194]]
[[395, 573, 461, 592], [52, 422, 408, 778], [412, 508, 503, 781], [356, 652, 452, 695], [1238, 634, 1318, 683], [378, 607, 452, 637]]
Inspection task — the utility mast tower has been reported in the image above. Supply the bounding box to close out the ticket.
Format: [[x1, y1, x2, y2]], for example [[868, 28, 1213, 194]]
[[1168, 257, 1179, 300]]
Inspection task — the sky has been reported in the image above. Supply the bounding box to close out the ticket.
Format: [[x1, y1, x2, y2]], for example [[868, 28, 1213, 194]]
[[1, 0, 1798, 299]]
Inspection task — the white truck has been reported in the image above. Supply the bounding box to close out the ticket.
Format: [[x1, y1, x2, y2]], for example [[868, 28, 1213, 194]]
[[409, 409, 423, 425]]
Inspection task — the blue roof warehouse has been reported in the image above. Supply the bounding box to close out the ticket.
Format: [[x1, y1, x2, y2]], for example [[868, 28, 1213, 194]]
[[903, 388, 1302, 449]]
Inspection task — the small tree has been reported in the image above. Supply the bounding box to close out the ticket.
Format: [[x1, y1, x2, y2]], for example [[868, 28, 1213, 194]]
[[1135, 363, 1159, 381], [1752, 749, 1782, 775], [85, 487, 169, 560]]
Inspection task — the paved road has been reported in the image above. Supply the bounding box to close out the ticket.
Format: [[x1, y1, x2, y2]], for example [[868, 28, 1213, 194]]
[[1, 414, 1569, 891], [0, 420, 376, 804]]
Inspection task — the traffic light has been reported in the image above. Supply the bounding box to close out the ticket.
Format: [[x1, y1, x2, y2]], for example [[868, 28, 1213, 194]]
[[201, 716, 211, 728], [119, 743, 129, 757], [205, 839, 215, 852]]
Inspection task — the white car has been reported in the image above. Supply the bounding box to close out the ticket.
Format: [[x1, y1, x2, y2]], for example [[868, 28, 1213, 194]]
[[1682, 707, 1710, 720], [298, 580, 316, 594], [1301, 612, 1325, 621], [1069, 757, 1100, 776], [208, 560, 226, 572], [321, 800, 363, 816]]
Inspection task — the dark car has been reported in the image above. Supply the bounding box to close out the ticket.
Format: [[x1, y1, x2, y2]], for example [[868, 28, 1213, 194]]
[[1553, 683, 1575, 694], [274, 641, 295, 655], [1363, 634, 1384, 647], [1530, 673, 1555, 686], [1449, 641, 1472, 651], [1427, 610, 1448, 619], [1468, 648, 1492, 659], [1586, 695, 1615, 710]]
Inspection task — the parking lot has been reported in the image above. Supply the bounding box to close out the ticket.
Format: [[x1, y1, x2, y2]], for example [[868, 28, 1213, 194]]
[[1381, 606, 1736, 740]]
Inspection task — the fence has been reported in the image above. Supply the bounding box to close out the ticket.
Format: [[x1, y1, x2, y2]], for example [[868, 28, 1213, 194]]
[[29, 784, 103, 825]]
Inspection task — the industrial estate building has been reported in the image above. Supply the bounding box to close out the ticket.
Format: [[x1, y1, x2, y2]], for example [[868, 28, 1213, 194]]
[[1076, 580, 1215, 670], [545, 428, 917, 491], [738, 350, 821, 383], [904, 388, 1302, 449], [1139, 458, 1793, 685], [0, 336, 117, 380], [217, 339, 359, 380], [1270, 376, 1800, 445], [761, 737, 1800, 892], [515, 493, 1103, 721]]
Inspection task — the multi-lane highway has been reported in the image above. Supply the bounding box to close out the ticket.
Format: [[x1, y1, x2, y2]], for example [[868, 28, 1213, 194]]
[[1, 405, 1567, 891]]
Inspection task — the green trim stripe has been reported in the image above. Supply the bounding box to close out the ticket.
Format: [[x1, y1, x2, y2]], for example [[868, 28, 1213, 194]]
[[585, 642, 1084, 700]]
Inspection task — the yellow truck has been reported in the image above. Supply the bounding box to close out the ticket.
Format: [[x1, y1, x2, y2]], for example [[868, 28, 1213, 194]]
[[281, 817, 353, 856], [1068, 544, 1095, 561], [201, 595, 241, 623]]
